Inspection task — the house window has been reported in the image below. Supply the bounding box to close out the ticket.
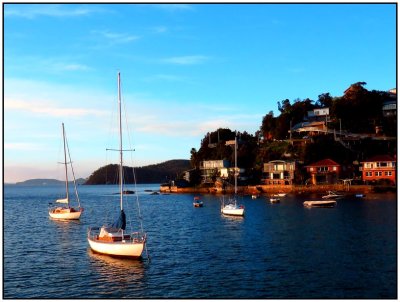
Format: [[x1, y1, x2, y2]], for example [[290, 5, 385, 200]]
[[364, 163, 372, 168], [318, 167, 328, 172], [375, 171, 382, 177], [273, 173, 281, 180], [377, 162, 388, 167], [366, 172, 372, 177], [333, 167, 337, 171], [385, 171, 392, 176]]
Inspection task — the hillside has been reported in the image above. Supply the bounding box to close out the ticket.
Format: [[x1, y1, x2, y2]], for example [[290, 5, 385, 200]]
[[15, 178, 86, 186], [85, 159, 191, 185]]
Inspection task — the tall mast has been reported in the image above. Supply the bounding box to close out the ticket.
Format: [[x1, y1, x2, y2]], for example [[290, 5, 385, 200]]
[[234, 135, 237, 195], [62, 123, 69, 205], [118, 72, 123, 211]]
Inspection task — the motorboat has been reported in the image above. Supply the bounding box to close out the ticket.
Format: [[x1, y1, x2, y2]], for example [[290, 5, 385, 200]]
[[269, 197, 280, 203], [303, 200, 337, 208], [322, 191, 344, 199], [193, 196, 203, 207], [272, 193, 287, 198]]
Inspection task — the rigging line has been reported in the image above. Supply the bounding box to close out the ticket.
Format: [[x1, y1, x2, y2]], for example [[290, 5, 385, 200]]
[[65, 131, 81, 208]]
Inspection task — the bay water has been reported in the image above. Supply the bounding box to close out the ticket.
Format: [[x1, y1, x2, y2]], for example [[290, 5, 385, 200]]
[[3, 184, 397, 298]]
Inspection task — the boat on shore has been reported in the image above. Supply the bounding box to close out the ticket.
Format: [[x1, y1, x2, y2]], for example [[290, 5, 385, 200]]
[[303, 200, 337, 208]]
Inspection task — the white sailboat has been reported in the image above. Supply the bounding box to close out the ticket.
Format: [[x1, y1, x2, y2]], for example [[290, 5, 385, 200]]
[[87, 72, 147, 259], [221, 136, 245, 216], [49, 123, 83, 220]]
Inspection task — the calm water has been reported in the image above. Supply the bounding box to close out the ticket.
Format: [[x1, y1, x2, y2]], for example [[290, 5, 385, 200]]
[[3, 184, 397, 299]]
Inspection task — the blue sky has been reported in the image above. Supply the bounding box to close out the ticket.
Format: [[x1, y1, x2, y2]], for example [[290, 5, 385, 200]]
[[3, 3, 396, 183]]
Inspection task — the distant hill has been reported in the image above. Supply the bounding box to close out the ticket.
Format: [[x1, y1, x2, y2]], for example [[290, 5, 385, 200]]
[[85, 159, 191, 185], [15, 178, 86, 186]]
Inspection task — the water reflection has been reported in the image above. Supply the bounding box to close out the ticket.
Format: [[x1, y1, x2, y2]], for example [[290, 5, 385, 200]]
[[87, 248, 146, 284], [221, 214, 244, 221]]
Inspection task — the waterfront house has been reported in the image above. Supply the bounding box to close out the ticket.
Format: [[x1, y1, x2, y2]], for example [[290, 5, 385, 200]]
[[291, 121, 327, 135], [262, 160, 296, 185], [200, 159, 230, 184], [307, 107, 330, 122], [360, 155, 396, 185], [305, 158, 341, 185], [382, 88, 396, 117]]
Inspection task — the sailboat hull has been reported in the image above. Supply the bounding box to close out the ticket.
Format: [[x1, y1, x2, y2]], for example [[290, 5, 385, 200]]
[[221, 207, 245, 216], [49, 207, 82, 220], [87, 237, 144, 258]]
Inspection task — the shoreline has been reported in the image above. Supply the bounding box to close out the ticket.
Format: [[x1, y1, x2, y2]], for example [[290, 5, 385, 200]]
[[161, 184, 396, 195]]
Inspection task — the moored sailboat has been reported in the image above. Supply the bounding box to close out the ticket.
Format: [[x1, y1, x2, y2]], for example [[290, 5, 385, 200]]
[[87, 72, 147, 259], [221, 136, 245, 217], [49, 123, 83, 220]]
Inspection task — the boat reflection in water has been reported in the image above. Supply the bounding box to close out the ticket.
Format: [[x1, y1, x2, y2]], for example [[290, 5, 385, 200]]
[[87, 248, 146, 295]]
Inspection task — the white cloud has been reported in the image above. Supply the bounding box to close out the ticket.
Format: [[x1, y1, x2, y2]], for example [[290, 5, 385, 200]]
[[55, 63, 90, 71], [5, 99, 108, 118], [7, 55, 91, 74], [4, 142, 43, 151], [162, 55, 209, 65], [143, 74, 186, 82], [152, 26, 168, 34], [4, 4, 101, 19], [153, 4, 194, 12], [92, 30, 140, 45]]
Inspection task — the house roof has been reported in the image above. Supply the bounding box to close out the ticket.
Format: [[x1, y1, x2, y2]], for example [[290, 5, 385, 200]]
[[361, 155, 396, 163], [305, 158, 340, 167]]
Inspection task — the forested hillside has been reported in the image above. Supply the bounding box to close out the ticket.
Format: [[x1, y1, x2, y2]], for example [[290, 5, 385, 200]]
[[85, 160, 190, 184]]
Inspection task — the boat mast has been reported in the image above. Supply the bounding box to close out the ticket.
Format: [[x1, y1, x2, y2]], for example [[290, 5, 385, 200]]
[[62, 123, 69, 206], [118, 72, 123, 211], [234, 135, 237, 195]]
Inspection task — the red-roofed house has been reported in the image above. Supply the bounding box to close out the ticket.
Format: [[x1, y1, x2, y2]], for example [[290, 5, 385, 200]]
[[305, 158, 341, 185], [361, 155, 396, 185]]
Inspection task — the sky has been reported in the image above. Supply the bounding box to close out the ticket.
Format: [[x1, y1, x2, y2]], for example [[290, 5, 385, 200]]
[[3, 2, 397, 183]]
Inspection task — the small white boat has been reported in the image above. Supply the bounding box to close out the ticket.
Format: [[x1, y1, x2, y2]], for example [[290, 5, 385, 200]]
[[355, 193, 366, 198], [303, 200, 337, 208], [272, 193, 287, 198], [193, 196, 203, 207], [251, 194, 258, 199], [269, 197, 280, 203], [322, 191, 344, 199], [49, 123, 83, 220], [87, 73, 147, 259], [221, 198, 245, 216]]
